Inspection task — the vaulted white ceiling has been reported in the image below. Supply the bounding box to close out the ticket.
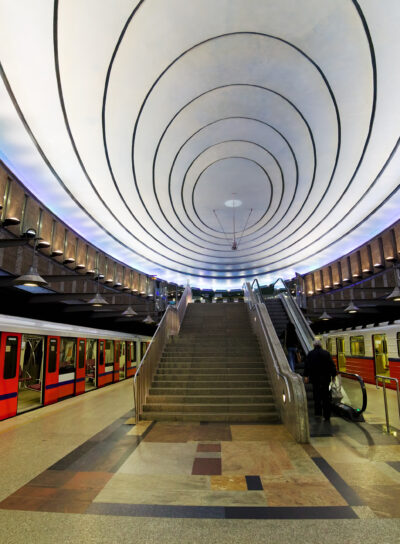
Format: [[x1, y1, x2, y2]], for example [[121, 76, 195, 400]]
[[1, 1, 400, 289]]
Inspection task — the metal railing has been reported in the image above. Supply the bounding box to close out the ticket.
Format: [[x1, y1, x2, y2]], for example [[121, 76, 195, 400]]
[[133, 285, 192, 422], [244, 281, 309, 443], [338, 371, 367, 415], [375, 375, 400, 433], [251, 278, 314, 355]]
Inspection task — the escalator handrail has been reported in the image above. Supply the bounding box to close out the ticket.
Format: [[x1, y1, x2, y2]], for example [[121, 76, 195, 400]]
[[279, 293, 315, 353], [339, 371, 367, 414]]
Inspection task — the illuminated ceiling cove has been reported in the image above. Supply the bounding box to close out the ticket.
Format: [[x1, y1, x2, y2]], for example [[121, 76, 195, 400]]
[[1, 1, 400, 289]]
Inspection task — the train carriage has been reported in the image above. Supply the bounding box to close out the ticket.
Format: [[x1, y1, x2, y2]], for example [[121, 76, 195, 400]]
[[0, 314, 151, 421], [319, 321, 400, 388]]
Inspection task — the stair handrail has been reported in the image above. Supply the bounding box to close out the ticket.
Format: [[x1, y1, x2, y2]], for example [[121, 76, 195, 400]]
[[133, 285, 192, 422], [244, 281, 309, 443], [278, 293, 315, 354]]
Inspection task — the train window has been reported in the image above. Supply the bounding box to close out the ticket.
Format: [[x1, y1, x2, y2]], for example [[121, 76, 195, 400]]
[[397, 333, 400, 357], [350, 336, 365, 356], [78, 340, 85, 369], [105, 340, 114, 364], [115, 341, 120, 363], [48, 338, 58, 373], [3, 336, 18, 380], [131, 342, 136, 363], [326, 338, 333, 354], [59, 338, 76, 374]]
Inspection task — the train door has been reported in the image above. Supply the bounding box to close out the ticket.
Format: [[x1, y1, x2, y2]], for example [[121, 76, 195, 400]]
[[140, 341, 149, 361], [104, 340, 114, 385], [126, 341, 136, 378], [114, 341, 120, 383], [43, 336, 60, 405], [75, 338, 86, 395], [119, 342, 126, 380], [373, 334, 389, 376], [85, 339, 97, 391], [336, 337, 346, 372], [0, 333, 21, 420], [97, 339, 106, 387], [58, 338, 77, 400], [17, 335, 44, 413]]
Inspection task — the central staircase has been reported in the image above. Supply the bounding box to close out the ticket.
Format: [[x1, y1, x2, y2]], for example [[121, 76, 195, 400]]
[[142, 303, 279, 422]]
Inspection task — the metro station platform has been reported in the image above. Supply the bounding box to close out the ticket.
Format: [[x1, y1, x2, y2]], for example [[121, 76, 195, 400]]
[[0, 379, 399, 544]]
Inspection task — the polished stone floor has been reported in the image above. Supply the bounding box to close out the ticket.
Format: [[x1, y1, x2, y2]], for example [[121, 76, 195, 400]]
[[0, 379, 399, 543]]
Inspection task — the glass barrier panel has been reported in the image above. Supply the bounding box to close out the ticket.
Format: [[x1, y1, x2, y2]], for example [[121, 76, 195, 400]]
[[340, 375, 364, 412]]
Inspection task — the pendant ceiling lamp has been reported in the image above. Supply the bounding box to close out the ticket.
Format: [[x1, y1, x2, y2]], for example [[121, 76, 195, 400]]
[[88, 269, 108, 307], [213, 193, 253, 251], [13, 237, 48, 287]]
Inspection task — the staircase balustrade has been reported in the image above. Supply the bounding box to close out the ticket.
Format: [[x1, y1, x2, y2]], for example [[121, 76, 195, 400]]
[[244, 282, 310, 443], [134, 285, 192, 422]]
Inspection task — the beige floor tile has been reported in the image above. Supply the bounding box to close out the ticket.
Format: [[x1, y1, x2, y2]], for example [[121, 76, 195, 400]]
[[126, 420, 153, 435], [352, 506, 378, 519], [230, 425, 292, 442], [210, 476, 247, 491], [352, 484, 400, 518], [116, 442, 198, 475], [95, 473, 210, 496], [221, 442, 295, 476], [331, 461, 400, 486], [96, 485, 267, 506], [263, 481, 348, 507], [366, 445, 400, 462]]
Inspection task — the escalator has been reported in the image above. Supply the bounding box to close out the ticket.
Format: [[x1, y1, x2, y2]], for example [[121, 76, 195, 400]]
[[261, 283, 367, 434]]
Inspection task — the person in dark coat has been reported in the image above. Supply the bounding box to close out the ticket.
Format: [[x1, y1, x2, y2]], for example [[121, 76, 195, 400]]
[[285, 321, 299, 372], [304, 340, 337, 421]]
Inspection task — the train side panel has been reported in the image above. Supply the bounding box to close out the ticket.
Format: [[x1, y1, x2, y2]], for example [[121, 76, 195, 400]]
[[0, 333, 21, 420]]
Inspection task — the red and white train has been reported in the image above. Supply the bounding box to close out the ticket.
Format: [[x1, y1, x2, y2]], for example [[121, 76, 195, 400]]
[[319, 321, 400, 387], [0, 314, 151, 421]]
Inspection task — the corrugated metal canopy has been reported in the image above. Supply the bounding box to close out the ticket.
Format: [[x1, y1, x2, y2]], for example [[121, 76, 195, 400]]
[[1, 1, 399, 288]]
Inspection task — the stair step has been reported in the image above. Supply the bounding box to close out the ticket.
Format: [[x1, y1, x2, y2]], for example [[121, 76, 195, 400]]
[[146, 395, 273, 404], [153, 374, 268, 381], [141, 412, 280, 423], [143, 403, 276, 413], [149, 387, 272, 395], [156, 368, 265, 375], [158, 362, 265, 369]]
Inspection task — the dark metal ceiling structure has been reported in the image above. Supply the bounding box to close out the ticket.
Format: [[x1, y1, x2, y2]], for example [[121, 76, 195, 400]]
[[1, 1, 400, 289]]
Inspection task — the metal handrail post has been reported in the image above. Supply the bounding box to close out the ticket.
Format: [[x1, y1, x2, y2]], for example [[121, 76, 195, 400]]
[[375, 375, 400, 433]]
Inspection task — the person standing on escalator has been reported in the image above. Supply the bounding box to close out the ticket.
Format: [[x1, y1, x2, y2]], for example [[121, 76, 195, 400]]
[[285, 321, 299, 372], [303, 340, 337, 421]]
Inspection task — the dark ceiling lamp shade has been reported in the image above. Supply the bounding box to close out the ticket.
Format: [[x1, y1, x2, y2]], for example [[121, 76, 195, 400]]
[[386, 265, 400, 302], [344, 301, 359, 313], [387, 286, 400, 302], [87, 268, 108, 307], [2, 217, 20, 227], [143, 314, 155, 324], [51, 249, 63, 257], [13, 238, 48, 287], [319, 310, 332, 321], [122, 305, 137, 317]]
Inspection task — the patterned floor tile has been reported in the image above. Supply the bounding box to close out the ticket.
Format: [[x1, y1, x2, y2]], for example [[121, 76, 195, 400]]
[[210, 475, 247, 491], [192, 458, 222, 475]]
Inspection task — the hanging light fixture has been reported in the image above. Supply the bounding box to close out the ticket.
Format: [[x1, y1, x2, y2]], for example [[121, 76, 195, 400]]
[[122, 291, 137, 317], [87, 269, 108, 307], [213, 193, 253, 251], [319, 310, 332, 320], [13, 238, 48, 287], [386, 265, 400, 301], [344, 300, 360, 313], [122, 306, 137, 317], [143, 315, 155, 324]]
